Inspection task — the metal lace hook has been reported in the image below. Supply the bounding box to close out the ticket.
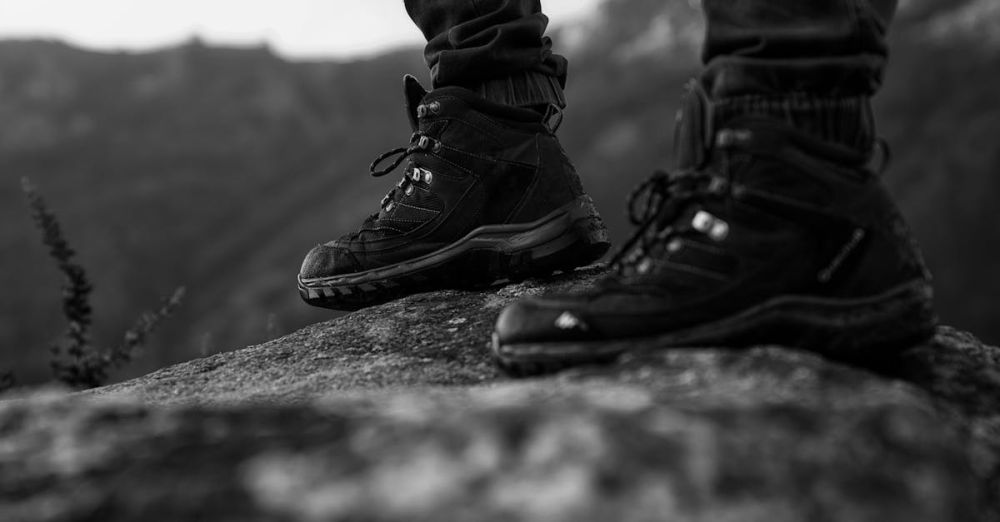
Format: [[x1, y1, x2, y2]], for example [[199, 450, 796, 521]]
[[872, 137, 892, 175]]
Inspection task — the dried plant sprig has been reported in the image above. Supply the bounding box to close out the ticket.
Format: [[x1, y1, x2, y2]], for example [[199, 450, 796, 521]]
[[21, 178, 183, 389], [22, 177, 95, 379], [110, 286, 186, 369]]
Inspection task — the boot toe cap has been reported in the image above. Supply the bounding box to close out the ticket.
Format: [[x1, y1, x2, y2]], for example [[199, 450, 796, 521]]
[[495, 298, 598, 345], [299, 243, 363, 280]]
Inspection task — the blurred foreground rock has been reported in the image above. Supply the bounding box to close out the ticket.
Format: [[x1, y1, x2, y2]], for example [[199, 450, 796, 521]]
[[2, 268, 999, 521]]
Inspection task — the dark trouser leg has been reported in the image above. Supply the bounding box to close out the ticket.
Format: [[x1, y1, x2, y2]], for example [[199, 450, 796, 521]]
[[697, 0, 899, 153], [404, 0, 567, 108]]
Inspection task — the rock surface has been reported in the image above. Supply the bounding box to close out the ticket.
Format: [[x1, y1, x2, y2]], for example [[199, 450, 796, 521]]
[[2, 268, 999, 521]]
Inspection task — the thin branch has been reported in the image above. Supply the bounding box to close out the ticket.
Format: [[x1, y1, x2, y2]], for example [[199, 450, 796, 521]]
[[22, 177, 95, 383], [108, 287, 186, 370], [21, 178, 184, 389]]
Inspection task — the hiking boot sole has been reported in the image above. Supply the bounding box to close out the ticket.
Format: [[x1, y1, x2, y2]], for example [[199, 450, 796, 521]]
[[492, 279, 937, 377], [299, 196, 611, 311]]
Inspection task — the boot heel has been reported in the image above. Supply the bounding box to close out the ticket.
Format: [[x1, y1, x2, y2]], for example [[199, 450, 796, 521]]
[[516, 196, 611, 277], [814, 281, 938, 363]]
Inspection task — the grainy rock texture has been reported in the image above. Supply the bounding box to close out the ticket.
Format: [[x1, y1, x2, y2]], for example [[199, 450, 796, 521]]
[[2, 268, 999, 521]]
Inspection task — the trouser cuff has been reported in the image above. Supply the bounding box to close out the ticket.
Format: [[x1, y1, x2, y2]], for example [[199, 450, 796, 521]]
[[714, 95, 876, 152], [473, 71, 566, 110]]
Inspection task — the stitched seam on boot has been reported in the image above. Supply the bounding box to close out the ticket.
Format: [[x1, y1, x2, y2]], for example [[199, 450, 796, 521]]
[[504, 135, 544, 223], [395, 202, 440, 215]]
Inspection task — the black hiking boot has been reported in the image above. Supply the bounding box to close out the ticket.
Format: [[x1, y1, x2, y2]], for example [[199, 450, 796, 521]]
[[298, 76, 610, 310], [492, 81, 936, 376]]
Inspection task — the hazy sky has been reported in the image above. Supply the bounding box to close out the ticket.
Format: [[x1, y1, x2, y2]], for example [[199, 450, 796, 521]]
[[0, 0, 602, 58]]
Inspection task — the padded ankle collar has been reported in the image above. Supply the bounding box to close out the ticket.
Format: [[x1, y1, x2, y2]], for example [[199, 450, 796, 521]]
[[401, 75, 547, 133], [421, 86, 546, 126]]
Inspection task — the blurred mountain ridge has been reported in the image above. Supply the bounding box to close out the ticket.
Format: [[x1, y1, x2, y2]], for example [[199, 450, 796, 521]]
[[1, 0, 998, 384]]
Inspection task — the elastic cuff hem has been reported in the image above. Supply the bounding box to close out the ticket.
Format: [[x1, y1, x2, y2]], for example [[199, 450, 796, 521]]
[[474, 71, 566, 109], [714, 95, 875, 152]]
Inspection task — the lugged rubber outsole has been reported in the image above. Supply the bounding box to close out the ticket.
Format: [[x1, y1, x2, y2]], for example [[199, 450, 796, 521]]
[[298, 196, 611, 311], [492, 279, 937, 377]]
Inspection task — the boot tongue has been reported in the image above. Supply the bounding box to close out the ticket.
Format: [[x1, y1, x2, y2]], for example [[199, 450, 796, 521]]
[[403, 74, 428, 132], [673, 79, 714, 170]]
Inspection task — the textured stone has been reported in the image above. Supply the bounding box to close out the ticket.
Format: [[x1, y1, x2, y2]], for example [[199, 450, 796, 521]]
[[1, 267, 998, 521]]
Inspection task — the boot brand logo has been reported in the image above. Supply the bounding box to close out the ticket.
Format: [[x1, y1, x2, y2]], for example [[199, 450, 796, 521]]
[[555, 312, 588, 331]]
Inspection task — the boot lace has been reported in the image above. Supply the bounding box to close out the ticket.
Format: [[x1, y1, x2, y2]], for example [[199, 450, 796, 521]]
[[606, 128, 889, 277], [344, 132, 441, 239], [608, 168, 727, 275], [369, 132, 440, 178]]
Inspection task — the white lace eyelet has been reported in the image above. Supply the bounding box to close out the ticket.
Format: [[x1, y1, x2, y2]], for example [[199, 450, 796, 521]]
[[716, 129, 752, 148], [709, 221, 730, 241], [692, 210, 729, 241], [692, 210, 714, 233]]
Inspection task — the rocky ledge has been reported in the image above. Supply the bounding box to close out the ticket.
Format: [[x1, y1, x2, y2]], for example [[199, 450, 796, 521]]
[[2, 267, 999, 521]]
